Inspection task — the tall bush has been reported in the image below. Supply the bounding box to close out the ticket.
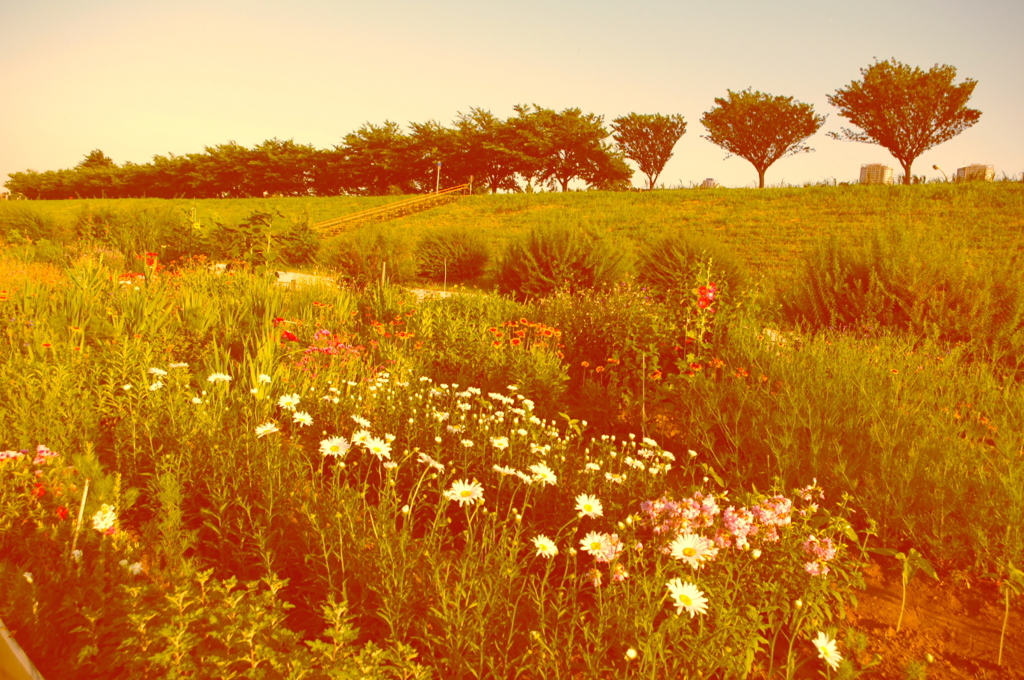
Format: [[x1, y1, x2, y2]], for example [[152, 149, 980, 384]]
[[495, 222, 632, 300], [416, 225, 490, 284], [635, 228, 747, 301], [781, 225, 1024, 367], [320, 225, 417, 287]]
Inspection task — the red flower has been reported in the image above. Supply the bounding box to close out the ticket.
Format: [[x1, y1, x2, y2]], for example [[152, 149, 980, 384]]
[[511, 337, 522, 346], [57, 506, 69, 520], [272, 317, 285, 327], [281, 330, 299, 343], [32, 483, 45, 498]]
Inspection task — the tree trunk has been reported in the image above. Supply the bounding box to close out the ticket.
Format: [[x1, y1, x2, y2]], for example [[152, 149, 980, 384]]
[[757, 168, 766, 189], [647, 173, 658, 191], [901, 160, 913, 185]]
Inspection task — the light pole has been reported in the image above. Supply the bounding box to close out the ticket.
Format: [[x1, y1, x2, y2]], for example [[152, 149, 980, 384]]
[[435, 161, 442, 193], [933, 164, 949, 182]]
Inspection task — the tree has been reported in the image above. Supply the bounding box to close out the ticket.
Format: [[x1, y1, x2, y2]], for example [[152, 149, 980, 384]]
[[610, 113, 687, 190], [701, 89, 825, 188], [453, 108, 521, 193], [827, 59, 982, 185], [77, 149, 116, 169], [405, 120, 459, 192], [336, 121, 413, 195], [511, 104, 632, 192]]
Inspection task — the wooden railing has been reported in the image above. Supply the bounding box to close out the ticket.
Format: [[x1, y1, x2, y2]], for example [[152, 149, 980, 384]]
[[313, 184, 470, 235]]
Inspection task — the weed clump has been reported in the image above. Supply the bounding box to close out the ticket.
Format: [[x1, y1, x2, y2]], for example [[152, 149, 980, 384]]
[[416, 225, 490, 284], [495, 222, 632, 300], [636, 228, 747, 301]]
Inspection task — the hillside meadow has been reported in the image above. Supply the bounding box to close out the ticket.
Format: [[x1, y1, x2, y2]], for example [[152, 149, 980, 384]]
[[1, 182, 1023, 679]]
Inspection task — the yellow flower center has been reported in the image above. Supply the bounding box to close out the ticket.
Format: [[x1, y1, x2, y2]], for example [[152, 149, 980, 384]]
[[679, 594, 692, 606], [460, 489, 472, 497], [683, 547, 697, 557]]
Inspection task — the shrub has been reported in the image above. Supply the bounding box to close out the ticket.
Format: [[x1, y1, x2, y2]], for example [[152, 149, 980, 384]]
[[635, 228, 747, 300], [780, 225, 1024, 366], [495, 222, 632, 300], [0, 203, 64, 243], [320, 225, 417, 287], [416, 225, 490, 284]]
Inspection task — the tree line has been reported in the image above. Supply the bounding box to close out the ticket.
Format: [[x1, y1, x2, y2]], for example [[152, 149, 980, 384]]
[[4, 59, 982, 198]]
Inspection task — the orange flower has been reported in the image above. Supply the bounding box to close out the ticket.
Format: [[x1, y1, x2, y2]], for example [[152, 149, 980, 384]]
[[511, 338, 522, 346], [492, 340, 502, 348], [581, 361, 590, 368], [595, 366, 604, 373], [650, 370, 662, 380]]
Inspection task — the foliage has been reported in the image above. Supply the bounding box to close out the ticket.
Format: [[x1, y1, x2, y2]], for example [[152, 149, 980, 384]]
[[333, 122, 416, 196], [452, 107, 523, 193], [495, 222, 633, 300], [0, 243, 1022, 677], [415, 225, 490, 283], [635, 228, 747, 301], [321, 224, 418, 287], [207, 209, 318, 270], [779, 225, 1024, 369], [827, 58, 983, 185], [701, 88, 826, 188], [510, 104, 634, 191], [611, 113, 688, 190]]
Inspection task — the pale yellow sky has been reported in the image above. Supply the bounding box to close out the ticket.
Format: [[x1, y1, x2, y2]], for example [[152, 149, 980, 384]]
[[2, 0, 1021, 189]]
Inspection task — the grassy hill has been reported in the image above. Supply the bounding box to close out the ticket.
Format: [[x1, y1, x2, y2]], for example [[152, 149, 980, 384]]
[[2, 182, 1023, 281]]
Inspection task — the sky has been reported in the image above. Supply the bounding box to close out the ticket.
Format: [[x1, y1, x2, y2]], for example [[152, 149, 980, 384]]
[[2, 0, 1021, 191]]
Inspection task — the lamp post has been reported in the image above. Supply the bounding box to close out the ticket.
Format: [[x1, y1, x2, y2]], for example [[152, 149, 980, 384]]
[[435, 161, 442, 193], [933, 164, 949, 182]]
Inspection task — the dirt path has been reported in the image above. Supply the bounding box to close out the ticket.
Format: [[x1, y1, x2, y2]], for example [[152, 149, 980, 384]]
[[845, 561, 1024, 678]]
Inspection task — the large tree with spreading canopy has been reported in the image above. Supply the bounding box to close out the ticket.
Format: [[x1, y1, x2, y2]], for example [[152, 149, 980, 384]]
[[827, 59, 982, 184]]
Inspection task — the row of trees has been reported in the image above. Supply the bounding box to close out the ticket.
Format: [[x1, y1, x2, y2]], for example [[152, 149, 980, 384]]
[[5, 59, 981, 198]]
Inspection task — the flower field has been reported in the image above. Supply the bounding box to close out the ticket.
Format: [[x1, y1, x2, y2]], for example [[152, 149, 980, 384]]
[[2, 185, 1023, 678]]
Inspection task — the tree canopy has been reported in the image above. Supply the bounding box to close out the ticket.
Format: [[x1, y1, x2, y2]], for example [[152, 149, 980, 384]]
[[511, 105, 630, 192], [6, 106, 637, 198], [701, 89, 825, 189], [827, 59, 982, 184], [610, 113, 687, 190]]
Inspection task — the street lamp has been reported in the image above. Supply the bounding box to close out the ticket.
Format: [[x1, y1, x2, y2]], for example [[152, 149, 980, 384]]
[[933, 164, 949, 182], [435, 161, 442, 193]]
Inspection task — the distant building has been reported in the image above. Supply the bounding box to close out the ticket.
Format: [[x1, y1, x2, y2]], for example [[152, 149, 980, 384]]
[[956, 164, 995, 182], [859, 164, 893, 185], [700, 178, 719, 189]]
